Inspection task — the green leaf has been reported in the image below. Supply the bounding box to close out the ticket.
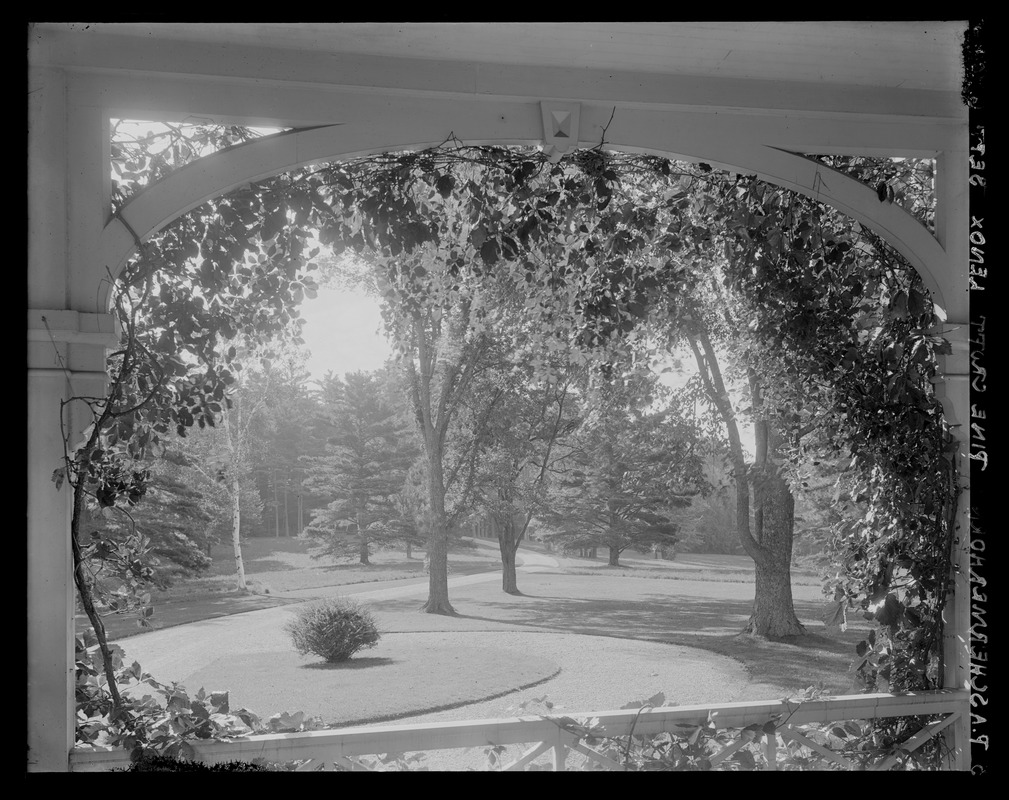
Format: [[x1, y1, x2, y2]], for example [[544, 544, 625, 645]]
[[480, 239, 499, 266], [873, 593, 903, 631], [435, 174, 455, 199]]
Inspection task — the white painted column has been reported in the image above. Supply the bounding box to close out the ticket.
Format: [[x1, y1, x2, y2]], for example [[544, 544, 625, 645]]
[[26, 314, 118, 771], [27, 59, 115, 771], [27, 58, 74, 773], [26, 368, 75, 772], [931, 140, 971, 772], [931, 327, 970, 772]]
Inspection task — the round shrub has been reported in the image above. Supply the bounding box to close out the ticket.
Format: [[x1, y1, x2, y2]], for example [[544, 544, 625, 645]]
[[285, 597, 381, 663]]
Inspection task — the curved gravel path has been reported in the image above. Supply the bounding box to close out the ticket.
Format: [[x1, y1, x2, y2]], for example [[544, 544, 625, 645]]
[[376, 630, 751, 719], [357, 632, 750, 771]]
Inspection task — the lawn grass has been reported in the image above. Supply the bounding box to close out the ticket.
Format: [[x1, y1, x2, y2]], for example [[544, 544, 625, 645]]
[[86, 536, 503, 640], [551, 551, 823, 586], [364, 569, 869, 698], [103, 537, 873, 727], [152, 535, 500, 602]]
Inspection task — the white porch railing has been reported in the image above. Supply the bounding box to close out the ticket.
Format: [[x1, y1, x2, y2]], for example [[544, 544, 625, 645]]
[[69, 690, 968, 772]]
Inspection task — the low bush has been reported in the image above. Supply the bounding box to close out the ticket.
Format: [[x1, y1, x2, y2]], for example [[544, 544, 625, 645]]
[[284, 597, 381, 663]]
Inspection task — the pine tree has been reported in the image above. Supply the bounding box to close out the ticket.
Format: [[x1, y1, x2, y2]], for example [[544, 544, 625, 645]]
[[304, 370, 418, 564], [542, 376, 705, 566], [84, 450, 217, 588]]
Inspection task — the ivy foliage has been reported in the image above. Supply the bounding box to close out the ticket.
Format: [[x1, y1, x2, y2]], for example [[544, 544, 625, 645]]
[[500, 692, 950, 771], [75, 633, 325, 761]]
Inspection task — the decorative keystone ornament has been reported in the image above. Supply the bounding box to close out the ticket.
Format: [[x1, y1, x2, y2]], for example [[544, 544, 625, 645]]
[[540, 101, 581, 163]]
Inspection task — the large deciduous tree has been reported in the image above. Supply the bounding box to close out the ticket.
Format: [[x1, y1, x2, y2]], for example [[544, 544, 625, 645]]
[[684, 320, 806, 636], [465, 352, 581, 593], [397, 303, 498, 614]]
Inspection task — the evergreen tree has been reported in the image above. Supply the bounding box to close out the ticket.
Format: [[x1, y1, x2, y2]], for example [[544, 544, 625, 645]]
[[542, 375, 705, 566], [84, 449, 217, 588], [304, 370, 418, 563]]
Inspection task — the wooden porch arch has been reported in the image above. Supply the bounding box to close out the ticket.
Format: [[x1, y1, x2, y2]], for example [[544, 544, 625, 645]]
[[99, 119, 952, 316]]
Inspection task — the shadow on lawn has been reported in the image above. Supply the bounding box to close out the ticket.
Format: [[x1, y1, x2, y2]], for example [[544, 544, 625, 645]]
[[372, 590, 865, 693], [240, 558, 312, 573], [302, 656, 396, 670], [319, 560, 425, 574], [487, 593, 859, 691]]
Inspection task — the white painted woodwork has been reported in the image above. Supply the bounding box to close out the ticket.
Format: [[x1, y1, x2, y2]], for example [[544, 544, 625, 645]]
[[69, 689, 969, 771], [96, 109, 957, 317], [34, 23, 965, 120]]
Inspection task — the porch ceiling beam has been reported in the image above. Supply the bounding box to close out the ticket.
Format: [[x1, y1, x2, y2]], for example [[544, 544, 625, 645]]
[[36, 26, 964, 124]]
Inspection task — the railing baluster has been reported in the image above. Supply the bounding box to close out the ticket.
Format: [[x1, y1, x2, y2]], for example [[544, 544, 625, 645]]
[[708, 734, 749, 767], [764, 734, 777, 770], [868, 713, 960, 771], [569, 740, 626, 771], [552, 743, 568, 771], [502, 741, 552, 771], [779, 725, 856, 770]]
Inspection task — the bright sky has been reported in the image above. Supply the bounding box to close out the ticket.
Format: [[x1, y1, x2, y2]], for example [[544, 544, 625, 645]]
[[298, 286, 392, 382]]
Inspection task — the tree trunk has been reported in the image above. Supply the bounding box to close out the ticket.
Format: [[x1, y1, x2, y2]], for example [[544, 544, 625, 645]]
[[231, 475, 247, 591], [744, 470, 805, 637], [498, 517, 522, 595], [500, 545, 520, 594], [406, 541, 413, 559], [423, 531, 454, 614], [273, 469, 280, 538], [284, 478, 290, 537], [357, 508, 370, 565], [687, 329, 804, 639], [421, 451, 455, 615], [222, 407, 247, 590], [608, 546, 620, 566]]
